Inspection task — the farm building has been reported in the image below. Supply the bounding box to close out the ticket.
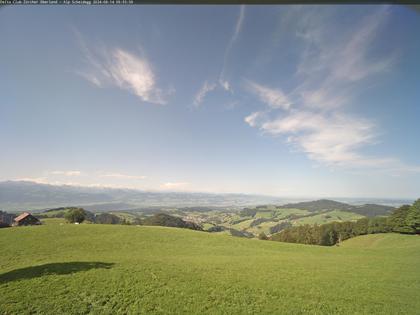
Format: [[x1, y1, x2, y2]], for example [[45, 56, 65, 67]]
[[0, 210, 15, 228], [13, 212, 41, 226], [0, 222, 9, 228]]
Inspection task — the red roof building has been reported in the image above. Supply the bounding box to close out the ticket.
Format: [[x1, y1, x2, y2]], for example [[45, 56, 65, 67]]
[[13, 212, 41, 226]]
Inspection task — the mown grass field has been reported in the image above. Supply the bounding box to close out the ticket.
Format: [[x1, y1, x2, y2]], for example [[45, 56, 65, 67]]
[[109, 212, 138, 223], [246, 220, 282, 235], [273, 208, 310, 219], [40, 218, 67, 225], [1, 225, 419, 314], [294, 210, 364, 226]]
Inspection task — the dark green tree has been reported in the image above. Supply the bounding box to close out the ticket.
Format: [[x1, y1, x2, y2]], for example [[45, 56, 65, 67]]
[[353, 217, 369, 235], [132, 218, 143, 225], [142, 213, 202, 231], [258, 232, 269, 240], [388, 205, 414, 234], [406, 199, 420, 234], [319, 225, 338, 246], [64, 208, 86, 224], [94, 213, 121, 225], [367, 217, 391, 234], [120, 219, 131, 225], [239, 208, 257, 217]]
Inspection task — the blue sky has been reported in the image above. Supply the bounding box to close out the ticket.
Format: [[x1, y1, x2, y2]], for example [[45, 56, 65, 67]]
[[1, 5, 419, 198]]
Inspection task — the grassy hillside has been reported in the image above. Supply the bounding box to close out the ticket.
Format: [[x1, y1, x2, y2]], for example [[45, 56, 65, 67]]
[[20, 198, 394, 238], [1, 225, 419, 314], [340, 233, 420, 250], [278, 199, 354, 212], [183, 205, 364, 238], [179, 200, 391, 237], [293, 210, 365, 225], [277, 199, 395, 216]]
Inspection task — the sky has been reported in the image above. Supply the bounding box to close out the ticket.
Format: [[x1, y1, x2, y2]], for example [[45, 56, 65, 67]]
[[0, 5, 420, 198]]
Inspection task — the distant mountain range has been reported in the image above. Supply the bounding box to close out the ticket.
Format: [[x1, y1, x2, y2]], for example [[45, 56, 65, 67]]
[[0, 181, 284, 212], [0, 181, 412, 213]]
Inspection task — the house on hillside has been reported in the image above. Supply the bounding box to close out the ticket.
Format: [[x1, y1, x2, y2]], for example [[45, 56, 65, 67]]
[[13, 212, 41, 226]]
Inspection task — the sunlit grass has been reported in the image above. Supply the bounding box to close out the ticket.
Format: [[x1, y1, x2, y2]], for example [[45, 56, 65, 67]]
[[294, 210, 363, 225], [1, 225, 419, 314]]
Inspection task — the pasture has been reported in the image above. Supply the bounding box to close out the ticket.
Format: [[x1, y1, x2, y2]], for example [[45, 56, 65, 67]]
[[1, 225, 419, 314]]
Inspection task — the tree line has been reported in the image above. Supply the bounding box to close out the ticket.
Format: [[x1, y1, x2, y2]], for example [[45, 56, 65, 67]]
[[270, 199, 420, 246], [64, 209, 202, 231]]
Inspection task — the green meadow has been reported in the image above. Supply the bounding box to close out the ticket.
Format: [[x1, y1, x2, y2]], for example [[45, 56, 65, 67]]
[[1, 224, 420, 314], [293, 210, 365, 226]]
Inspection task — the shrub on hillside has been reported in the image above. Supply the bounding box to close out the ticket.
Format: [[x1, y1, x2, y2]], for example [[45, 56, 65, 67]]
[[258, 232, 269, 240], [64, 208, 86, 224], [94, 213, 121, 225], [250, 218, 271, 227], [229, 228, 253, 238], [406, 199, 420, 234], [207, 225, 225, 232], [239, 208, 257, 217], [388, 201, 420, 234], [142, 213, 203, 231], [131, 218, 143, 225], [269, 221, 292, 234]]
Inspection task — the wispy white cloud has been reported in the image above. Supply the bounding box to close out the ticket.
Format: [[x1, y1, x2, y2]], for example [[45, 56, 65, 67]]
[[219, 80, 231, 92], [99, 172, 147, 180], [259, 110, 420, 173], [51, 170, 82, 177], [330, 7, 393, 82], [159, 182, 189, 190], [14, 177, 50, 184], [244, 111, 265, 128], [219, 5, 246, 92], [75, 31, 170, 105], [244, 6, 416, 173], [260, 111, 387, 168], [293, 5, 394, 109], [11, 178, 202, 192], [109, 49, 168, 104], [193, 6, 246, 107], [246, 81, 291, 110], [193, 81, 217, 107], [233, 5, 246, 43], [11, 178, 149, 190], [13, 170, 148, 190]]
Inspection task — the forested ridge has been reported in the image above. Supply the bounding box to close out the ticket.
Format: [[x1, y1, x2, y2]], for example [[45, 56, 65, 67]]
[[271, 199, 420, 246], [276, 199, 394, 216]]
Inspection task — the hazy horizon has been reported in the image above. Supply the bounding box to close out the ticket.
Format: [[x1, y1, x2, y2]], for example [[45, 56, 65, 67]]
[[1, 5, 420, 199], [0, 180, 415, 202]]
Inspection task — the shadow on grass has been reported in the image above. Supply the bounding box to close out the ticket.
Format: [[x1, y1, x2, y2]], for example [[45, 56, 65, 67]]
[[0, 262, 114, 284]]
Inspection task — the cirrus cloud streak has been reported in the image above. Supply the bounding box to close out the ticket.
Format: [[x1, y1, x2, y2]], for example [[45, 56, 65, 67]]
[[244, 6, 419, 173], [75, 30, 171, 105]]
